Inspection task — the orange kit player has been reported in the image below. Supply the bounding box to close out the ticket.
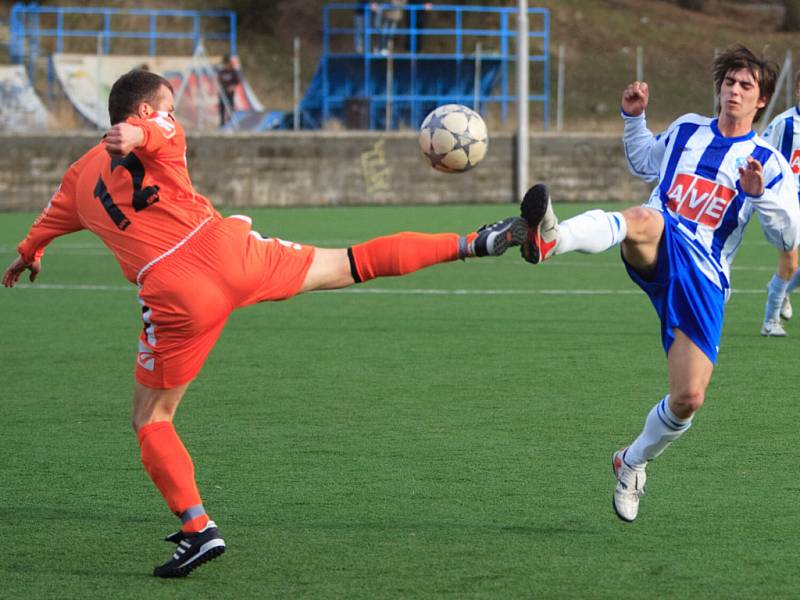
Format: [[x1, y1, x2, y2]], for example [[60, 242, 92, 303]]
[[2, 69, 527, 578]]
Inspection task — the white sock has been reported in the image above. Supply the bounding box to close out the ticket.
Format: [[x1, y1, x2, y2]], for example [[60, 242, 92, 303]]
[[554, 210, 627, 255], [786, 268, 800, 294], [764, 273, 790, 323], [623, 395, 692, 469]]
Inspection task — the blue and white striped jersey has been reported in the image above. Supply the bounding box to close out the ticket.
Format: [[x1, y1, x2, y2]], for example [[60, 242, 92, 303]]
[[623, 112, 800, 297], [762, 105, 800, 177]]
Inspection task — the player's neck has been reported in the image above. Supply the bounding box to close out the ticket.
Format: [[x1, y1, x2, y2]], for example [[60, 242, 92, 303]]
[[716, 113, 754, 138]]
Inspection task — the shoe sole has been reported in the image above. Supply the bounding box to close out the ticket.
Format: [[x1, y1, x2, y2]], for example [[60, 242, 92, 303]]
[[761, 326, 787, 337], [612, 497, 636, 523], [520, 184, 551, 264], [155, 540, 226, 578], [489, 218, 529, 255]]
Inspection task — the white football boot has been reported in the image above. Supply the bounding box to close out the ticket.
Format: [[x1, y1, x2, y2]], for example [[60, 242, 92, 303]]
[[520, 183, 559, 264], [760, 319, 787, 337], [612, 449, 646, 523], [780, 295, 793, 321]]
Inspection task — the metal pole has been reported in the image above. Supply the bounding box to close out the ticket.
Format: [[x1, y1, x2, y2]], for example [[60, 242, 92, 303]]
[[293, 37, 301, 131], [636, 45, 643, 82], [96, 34, 104, 129], [712, 48, 719, 116], [786, 50, 793, 109], [473, 42, 482, 111], [556, 43, 564, 132], [516, 0, 529, 201], [385, 39, 393, 131]]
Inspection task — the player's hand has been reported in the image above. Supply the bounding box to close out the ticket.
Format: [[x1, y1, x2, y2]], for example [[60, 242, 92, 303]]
[[2, 256, 41, 288], [104, 123, 145, 157], [621, 81, 649, 117], [739, 156, 764, 197]]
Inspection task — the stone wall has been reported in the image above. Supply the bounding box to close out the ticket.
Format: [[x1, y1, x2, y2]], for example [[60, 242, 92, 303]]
[[0, 131, 652, 211]]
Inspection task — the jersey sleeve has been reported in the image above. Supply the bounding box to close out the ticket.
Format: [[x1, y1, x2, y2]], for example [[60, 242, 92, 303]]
[[761, 116, 787, 159], [621, 111, 668, 182], [16, 165, 84, 262], [750, 152, 800, 251], [129, 113, 182, 158]]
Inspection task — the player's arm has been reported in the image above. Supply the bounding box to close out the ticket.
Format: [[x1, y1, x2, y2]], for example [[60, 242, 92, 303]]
[[760, 116, 784, 153], [620, 81, 665, 182], [4, 170, 84, 288], [104, 114, 179, 158], [744, 155, 800, 251]]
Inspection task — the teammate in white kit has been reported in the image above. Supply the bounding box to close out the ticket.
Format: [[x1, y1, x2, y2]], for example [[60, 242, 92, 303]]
[[760, 70, 800, 336], [519, 45, 800, 522]]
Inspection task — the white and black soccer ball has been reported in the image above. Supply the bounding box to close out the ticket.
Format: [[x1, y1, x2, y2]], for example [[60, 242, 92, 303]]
[[418, 104, 488, 173]]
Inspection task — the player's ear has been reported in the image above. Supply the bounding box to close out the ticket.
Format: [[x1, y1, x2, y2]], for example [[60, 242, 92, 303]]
[[135, 101, 154, 119]]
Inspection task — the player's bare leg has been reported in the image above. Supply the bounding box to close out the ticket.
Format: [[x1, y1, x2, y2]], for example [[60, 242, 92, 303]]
[[132, 381, 189, 429], [133, 382, 226, 577], [619, 206, 665, 277], [666, 330, 713, 419]]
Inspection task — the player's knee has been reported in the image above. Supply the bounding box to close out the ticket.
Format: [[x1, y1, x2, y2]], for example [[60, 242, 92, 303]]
[[670, 389, 705, 417], [622, 206, 660, 242]]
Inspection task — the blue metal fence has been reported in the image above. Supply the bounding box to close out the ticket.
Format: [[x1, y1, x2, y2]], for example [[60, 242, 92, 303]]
[[9, 3, 237, 81], [322, 3, 550, 130]]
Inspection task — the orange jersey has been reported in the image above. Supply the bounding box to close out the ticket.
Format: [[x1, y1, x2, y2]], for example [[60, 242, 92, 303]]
[[17, 112, 221, 284]]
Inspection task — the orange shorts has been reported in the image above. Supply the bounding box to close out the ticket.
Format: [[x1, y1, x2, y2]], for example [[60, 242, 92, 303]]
[[135, 215, 315, 388]]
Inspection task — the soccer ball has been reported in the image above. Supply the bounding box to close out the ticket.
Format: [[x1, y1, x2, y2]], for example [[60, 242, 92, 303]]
[[418, 104, 488, 173]]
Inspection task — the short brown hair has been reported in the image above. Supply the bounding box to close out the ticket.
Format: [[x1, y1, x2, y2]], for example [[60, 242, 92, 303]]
[[712, 45, 778, 123], [108, 69, 173, 125]]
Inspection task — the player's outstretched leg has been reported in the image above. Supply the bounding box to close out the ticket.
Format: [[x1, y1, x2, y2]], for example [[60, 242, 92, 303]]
[[520, 184, 560, 264], [518, 183, 628, 264], [153, 521, 226, 578], [347, 219, 527, 284]]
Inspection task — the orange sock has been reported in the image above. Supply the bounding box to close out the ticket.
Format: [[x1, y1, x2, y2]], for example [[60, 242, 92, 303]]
[[350, 232, 465, 283], [137, 421, 210, 533]]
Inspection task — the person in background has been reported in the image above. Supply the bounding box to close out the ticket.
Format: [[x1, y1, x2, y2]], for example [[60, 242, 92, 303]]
[[217, 54, 240, 127], [376, 0, 407, 54], [758, 69, 800, 336]]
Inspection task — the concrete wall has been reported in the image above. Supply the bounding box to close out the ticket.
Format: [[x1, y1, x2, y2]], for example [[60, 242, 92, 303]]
[[0, 131, 652, 211]]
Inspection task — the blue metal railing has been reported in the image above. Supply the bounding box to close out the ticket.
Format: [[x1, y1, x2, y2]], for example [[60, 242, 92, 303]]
[[9, 3, 237, 82], [322, 3, 549, 130]]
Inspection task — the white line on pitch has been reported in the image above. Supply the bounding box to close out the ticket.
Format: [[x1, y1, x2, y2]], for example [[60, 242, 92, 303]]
[[11, 283, 772, 295]]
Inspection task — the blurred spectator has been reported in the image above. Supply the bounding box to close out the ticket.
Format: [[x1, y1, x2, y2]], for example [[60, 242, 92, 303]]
[[376, 0, 407, 54], [217, 54, 240, 127]]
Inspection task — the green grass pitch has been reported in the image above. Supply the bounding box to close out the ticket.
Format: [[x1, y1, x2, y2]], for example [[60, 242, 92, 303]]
[[2, 203, 799, 598]]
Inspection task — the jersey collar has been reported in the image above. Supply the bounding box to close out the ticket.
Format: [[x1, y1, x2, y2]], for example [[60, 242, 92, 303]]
[[710, 118, 755, 142]]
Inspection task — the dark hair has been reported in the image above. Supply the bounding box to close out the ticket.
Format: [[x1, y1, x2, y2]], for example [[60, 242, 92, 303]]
[[108, 69, 173, 125], [795, 68, 800, 95], [712, 45, 778, 123]]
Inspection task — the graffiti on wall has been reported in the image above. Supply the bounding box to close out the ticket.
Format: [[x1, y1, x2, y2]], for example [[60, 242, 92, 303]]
[[52, 53, 262, 130], [0, 66, 49, 132]]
